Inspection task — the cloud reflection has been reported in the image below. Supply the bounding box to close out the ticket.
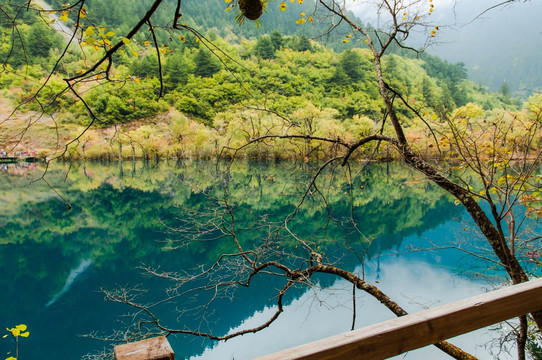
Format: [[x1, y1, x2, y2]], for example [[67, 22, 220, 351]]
[[191, 259, 512, 360]]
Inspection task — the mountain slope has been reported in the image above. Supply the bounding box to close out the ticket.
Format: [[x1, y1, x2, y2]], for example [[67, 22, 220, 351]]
[[426, 1, 542, 96]]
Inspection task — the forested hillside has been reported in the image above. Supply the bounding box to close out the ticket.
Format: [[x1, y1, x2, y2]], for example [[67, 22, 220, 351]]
[[424, 0, 542, 96], [0, 0, 529, 161], [45, 0, 356, 48]]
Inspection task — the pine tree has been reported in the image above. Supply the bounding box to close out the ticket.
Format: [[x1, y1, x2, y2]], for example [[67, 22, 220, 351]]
[[340, 50, 364, 82], [296, 35, 313, 52], [165, 51, 189, 89], [193, 49, 221, 77], [500, 81, 511, 98], [255, 36, 275, 59], [270, 30, 284, 51]]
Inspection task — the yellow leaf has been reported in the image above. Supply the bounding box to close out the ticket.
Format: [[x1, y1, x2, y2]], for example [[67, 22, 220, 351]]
[[224, 7, 232, 11], [296, 18, 305, 24], [132, 50, 139, 57], [134, 77, 140, 83], [346, 34, 352, 38], [225, 0, 233, 3], [2, 334, 7, 338], [342, 39, 349, 43], [10, 329, 20, 337], [178, 35, 186, 41], [122, 37, 131, 44], [308, 16, 313, 22], [105, 31, 115, 37], [280, 2, 286, 10], [15, 325, 27, 331], [300, 12, 305, 17], [60, 13, 68, 22], [144, 41, 151, 46], [20, 332, 30, 338], [195, 38, 200, 43], [79, 8, 87, 18], [86, 37, 95, 45], [84, 26, 95, 36], [298, 0, 303, 3]]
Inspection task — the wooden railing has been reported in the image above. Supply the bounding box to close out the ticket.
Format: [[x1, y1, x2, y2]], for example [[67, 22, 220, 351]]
[[115, 278, 542, 360]]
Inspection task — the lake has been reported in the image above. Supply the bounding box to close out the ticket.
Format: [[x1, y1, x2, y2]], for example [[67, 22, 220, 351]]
[[0, 160, 537, 359]]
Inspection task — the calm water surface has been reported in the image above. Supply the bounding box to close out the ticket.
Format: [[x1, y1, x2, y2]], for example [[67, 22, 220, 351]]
[[0, 160, 537, 359]]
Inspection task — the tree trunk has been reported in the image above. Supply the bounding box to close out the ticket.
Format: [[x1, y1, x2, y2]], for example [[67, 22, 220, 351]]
[[372, 54, 542, 330]]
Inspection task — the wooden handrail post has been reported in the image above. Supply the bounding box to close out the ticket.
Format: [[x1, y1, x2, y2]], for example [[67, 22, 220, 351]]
[[114, 336, 174, 360], [254, 278, 542, 360]]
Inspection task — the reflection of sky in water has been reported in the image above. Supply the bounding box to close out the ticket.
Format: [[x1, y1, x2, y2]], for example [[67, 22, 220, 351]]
[[45, 259, 92, 307], [191, 260, 512, 360]]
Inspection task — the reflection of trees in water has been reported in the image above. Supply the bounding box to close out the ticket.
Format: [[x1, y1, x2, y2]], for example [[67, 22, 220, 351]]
[[0, 160, 461, 289], [0, 160, 469, 357]]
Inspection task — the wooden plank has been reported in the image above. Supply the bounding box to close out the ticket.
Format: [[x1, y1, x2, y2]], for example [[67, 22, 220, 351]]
[[254, 278, 542, 360], [114, 336, 174, 360]]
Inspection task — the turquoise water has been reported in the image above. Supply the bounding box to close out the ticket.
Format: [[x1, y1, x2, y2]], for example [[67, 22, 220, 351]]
[[0, 160, 535, 359]]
